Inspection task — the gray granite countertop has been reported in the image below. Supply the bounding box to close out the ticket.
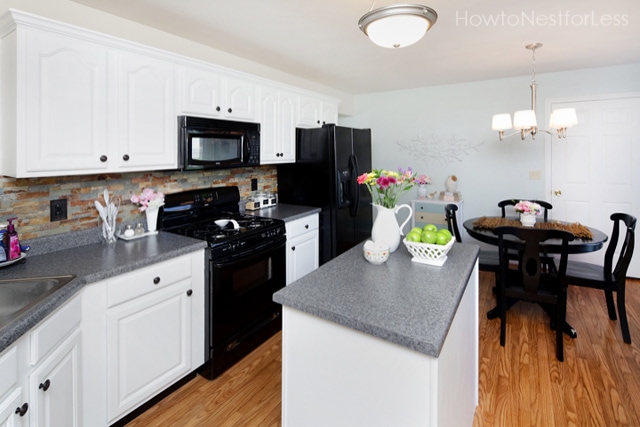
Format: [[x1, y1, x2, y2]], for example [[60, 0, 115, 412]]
[[0, 231, 207, 353], [246, 203, 321, 222], [273, 241, 480, 358]]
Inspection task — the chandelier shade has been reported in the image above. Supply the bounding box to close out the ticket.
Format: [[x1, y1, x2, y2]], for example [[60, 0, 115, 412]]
[[358, 4, 438, 49], [492, 43, 578, 141]]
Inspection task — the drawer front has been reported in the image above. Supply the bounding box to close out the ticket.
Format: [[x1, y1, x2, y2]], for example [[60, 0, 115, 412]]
[[0, 345, 18, 399], [29, 294, 81, 365], [108, 255, 191, 308], [414, 211, 446, 227], [286, 214, 319, 239]]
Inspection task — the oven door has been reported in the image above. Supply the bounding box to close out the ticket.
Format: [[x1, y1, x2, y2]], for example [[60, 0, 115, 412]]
[[205, 238, 285, 378]]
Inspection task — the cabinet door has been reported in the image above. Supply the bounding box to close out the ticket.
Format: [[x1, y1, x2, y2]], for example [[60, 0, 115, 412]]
[[259, 85, 279, 163], [23, 29, 109, 175], [29, 330, 81, 427], [298, 95, 322, 128], [322, 102, 339, 125], [107, 281, 191, 422], [116, 51, 177, 171], [180, 66, 223, 117], [278, 90, 297, 162], [0, 389, 26, 427], [223, 76, 256, 121], [287, 231, 319, 285]]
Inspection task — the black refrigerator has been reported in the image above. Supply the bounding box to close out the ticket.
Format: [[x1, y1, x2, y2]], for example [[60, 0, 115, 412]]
[[277, 124, 372, 266]]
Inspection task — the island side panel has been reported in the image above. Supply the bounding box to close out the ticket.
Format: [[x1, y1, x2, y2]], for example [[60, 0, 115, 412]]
[[281, 307, 437, 427], [437, 261, 479, 427]]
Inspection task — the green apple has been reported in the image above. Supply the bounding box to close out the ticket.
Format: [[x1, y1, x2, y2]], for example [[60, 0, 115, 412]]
[[421, 230, 437, 244], [436, 233, 450, 245], [410, 227, 423, 235], [423, 223, 438, 232], [406, 231, 422, 242], [437, 229, 452, 239]]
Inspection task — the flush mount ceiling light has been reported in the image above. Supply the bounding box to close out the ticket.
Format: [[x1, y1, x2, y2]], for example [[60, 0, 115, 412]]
[[358, 3, 438, 49], [492, 43, 578, 141]]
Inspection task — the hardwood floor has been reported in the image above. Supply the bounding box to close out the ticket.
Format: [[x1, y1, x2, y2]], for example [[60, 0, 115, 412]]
[[127, 273, 640, 427]]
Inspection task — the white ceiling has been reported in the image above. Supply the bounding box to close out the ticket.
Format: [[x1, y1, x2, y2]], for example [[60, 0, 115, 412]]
[[71, 0, 640, 94]]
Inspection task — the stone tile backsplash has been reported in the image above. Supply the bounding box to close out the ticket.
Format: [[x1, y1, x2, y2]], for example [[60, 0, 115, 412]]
[[0, 166, 277, 240]]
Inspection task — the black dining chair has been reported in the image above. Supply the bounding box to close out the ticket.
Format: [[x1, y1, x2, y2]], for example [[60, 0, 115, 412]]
[[445, 204, 500, 275], [498, 199, 553, 221], [565, 213, 637, 344], [499, 199, 556, 273], [493, 226, 574, 361]]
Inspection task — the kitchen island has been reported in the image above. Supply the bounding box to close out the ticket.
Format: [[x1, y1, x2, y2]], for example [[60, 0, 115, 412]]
[[273, 241, 480, 427]]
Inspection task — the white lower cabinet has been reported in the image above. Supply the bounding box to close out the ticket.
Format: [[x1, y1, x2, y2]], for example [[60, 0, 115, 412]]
[[286, 214, 319, 285], [82, 251, 205, 426], [0, 294, 82, 427]]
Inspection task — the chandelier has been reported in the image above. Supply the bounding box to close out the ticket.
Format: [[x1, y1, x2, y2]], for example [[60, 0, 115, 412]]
[[492, 43, 578, 141], [358, 3, 438, 49]]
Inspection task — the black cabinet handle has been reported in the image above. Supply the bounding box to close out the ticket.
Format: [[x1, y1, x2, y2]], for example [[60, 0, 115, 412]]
[[216, 106, 221, 112], [153, 277, 161, 285], [100, 155, 107, 162], [186, 289, 193, 297], [227, 108, 232, 113], [15, 403, 28, 417], [291, 246, 296, 251], [122, 154, 130, 161], [305, 224, 309, 229], [39, 379, 51, 392]]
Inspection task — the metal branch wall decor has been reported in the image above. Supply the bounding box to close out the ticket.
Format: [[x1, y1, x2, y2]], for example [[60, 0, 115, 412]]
[[395, 134, 484, 165]]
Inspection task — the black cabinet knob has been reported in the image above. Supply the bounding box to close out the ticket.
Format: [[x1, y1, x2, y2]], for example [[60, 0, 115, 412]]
[[186, 289, 193, 297], [291, 246, 296, 251], [15, 403, 28, 417], [305, 224, 309, 229], [216, 106, 221, 112], [122, 154, 130, 161], [39, 379, 51, 392], [100, 155, 107, 162], [227, 108, 232, 113], [153, 277, 161, 285]]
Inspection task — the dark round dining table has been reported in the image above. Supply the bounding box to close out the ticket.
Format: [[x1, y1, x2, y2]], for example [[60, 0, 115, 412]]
[[463, 217, 608, 254], [463, 216, 609, 339]]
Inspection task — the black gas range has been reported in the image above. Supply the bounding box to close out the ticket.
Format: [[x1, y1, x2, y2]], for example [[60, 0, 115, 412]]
[[160, 186, 286, 380]]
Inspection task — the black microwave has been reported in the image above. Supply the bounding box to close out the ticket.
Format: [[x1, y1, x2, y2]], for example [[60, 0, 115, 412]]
[[178, 116, 260, 170]]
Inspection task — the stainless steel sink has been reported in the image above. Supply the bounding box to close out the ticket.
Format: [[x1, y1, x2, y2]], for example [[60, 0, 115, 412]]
[[0, 275, 76, 327]]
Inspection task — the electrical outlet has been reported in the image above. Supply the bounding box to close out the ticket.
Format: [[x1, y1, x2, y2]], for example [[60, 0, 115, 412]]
[[50, 199, 68, 221], [529, 170, 542, 180], [251, 178, 258, 191]]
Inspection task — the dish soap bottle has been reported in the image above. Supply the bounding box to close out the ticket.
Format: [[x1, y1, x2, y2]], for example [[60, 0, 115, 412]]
[[3, 218, 21, 260]]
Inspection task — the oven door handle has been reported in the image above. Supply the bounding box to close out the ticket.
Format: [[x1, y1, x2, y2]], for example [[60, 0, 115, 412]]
[[212, 239, 285, 268]]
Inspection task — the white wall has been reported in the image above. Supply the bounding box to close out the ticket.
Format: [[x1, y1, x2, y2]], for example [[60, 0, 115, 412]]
[[340, 63, 640, 223]]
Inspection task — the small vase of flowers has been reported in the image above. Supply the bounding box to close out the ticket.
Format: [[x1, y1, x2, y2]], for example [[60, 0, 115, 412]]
[[514, 200, 542, 227], [131, 188, 165, 232], [414, 174, 432, 200]]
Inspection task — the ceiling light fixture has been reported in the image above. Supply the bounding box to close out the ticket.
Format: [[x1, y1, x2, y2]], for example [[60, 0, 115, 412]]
[[492, 43, 578, 141], [358, 2, 438, 49]]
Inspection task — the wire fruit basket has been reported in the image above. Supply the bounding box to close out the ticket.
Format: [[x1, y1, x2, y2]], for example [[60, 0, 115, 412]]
[[403, 238, 454, 266]]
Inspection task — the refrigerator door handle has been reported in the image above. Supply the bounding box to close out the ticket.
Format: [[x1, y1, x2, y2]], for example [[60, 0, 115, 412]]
[[349, 154, 360, 218]]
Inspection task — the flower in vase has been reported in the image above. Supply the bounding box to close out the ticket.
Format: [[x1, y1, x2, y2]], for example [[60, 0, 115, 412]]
[[514, 200, 543, 216], [357, 167, 416, 209], [131, 188, 165, 212]]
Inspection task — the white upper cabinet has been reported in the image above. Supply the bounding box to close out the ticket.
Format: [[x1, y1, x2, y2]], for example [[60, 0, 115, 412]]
[[180, 66, 257, 122], [0, 10, 339, 177], [115, 51, 177, 171], [298, 95, 339, 128], [260, 85, 296, 164], [1, 26, 111, 176], [0, 11, 177, 177]]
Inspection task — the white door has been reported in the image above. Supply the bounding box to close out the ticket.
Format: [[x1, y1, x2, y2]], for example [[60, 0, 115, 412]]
[[547, 93, 640, 278]]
